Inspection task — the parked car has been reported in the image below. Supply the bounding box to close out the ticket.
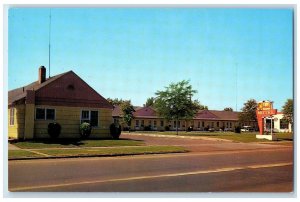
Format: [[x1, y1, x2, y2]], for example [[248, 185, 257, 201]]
[[208, 128, 215, 132], [241, 126, 254, 132]]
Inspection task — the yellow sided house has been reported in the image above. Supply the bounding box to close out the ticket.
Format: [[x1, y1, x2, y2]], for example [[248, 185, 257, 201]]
[[8, 66, 114, 140]]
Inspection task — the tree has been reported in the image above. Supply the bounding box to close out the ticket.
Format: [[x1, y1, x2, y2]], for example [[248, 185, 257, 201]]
[[238, 99, 257, 125], [194, 99, 208, 110], [282, 99, 293, 129], [154, 80, 199, 135], [120, 100, 135, 132], [144, 97, 155, 107], [224, 107, 233, 111], [107, 98, 129, 106]]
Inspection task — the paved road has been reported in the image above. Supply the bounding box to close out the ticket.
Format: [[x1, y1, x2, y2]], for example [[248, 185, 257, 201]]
[[8, 135, 294, 192]]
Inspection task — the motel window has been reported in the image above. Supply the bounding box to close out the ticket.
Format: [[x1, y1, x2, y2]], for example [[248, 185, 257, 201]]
[[280, 119, 289, 129], [136, 120, 139, 127], [9, 108, 15, 125], [81, 110, 98, 127], [36, 108, 56, 120], [160, 120, 164, 127]]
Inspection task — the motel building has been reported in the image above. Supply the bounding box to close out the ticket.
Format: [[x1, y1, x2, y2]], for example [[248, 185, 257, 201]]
[[112, 106, 257, 132], [264, 112, 292, 133]]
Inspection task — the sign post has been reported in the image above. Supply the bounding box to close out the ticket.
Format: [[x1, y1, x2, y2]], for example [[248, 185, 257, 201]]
[[256, 101, 277, 141]]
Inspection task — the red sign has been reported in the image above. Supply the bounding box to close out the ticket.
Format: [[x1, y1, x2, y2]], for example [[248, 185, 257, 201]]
[[256, 101, 277, 135]]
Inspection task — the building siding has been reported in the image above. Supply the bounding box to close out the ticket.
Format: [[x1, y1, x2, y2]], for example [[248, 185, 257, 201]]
[[8, 104, 25, 139], [33, 105, 113, 139]]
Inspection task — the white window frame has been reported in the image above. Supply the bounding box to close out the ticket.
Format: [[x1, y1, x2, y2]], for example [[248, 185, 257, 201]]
[[80, 110, 99, 127], [35, 107, 56, 120], [9, 108, 15, 126]]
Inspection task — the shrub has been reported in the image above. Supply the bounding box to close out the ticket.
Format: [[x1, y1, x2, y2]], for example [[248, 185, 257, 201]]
[[187, 126, 193, 132], [235, 126, 241, 133], [79, 122, 92, 138], [48, 122, 61, 138], [144, 125, 152, 131], [110, 123, 122, 139], [165, 125, 170, 131]]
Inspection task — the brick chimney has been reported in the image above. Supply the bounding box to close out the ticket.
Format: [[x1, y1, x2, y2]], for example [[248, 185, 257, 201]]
[[38, 66, 46, 84]]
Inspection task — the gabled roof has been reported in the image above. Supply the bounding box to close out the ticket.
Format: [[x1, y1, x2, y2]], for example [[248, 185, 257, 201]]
[[8, 71, 68, 104], [133, 106, 157, 118], [8, 70, 113, 109]]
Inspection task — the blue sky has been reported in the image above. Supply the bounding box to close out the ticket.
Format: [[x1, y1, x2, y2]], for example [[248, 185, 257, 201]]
[[8, 7, 293, 111]]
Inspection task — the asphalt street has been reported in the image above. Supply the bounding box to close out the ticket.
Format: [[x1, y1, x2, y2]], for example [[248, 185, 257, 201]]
[[8, 134, 294, 193]]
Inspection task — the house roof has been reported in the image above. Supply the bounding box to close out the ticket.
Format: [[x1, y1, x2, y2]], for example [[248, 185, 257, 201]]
[[8, 70, 113, 109], [8, 71, 68, 105], [113, 106, 240, 121]]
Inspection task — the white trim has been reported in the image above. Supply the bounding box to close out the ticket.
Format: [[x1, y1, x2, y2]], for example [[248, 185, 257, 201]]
[[9, 108, 15, 126]]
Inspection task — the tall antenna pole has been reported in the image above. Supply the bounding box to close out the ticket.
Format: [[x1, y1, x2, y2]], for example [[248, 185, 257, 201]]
[[235, 62, 238, 111], [48, 9, 52, 78]]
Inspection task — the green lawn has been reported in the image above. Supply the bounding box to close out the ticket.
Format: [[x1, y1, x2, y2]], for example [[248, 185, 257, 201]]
[[8, 146, 187, 159], [127, 131, 293, 143], [8, 150, 45, 159], [12, 139, 144, 149]]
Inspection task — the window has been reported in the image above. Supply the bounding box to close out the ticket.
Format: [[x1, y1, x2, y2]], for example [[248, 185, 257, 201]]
[[81, 110, 98, 127], [141, 120, 144, 127], [178, 121, 181, 128], [230, 122, 232, 128], [90, 111, 98, 127], [198, 122, 200, 128], [280, 119, 288, 129], [36, 108, 46, 120], [160, 120, 164, 127], [136, 120, 139, 127], [212, 122, 214, 127], [154, 120, 157, 128], [149, 120, 152, 126], [217, 122, 219, 127], [81, 110, 90, 123], [9, 108, 15, 125], [46, 109, 55, 120], [202, 122, 205, 127], [35, 108, 56, 120]]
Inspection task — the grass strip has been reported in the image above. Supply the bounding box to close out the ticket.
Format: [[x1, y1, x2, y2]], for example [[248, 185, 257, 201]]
[[128, 131, 293, 143], [9, 150, 45, 159], [34, 146, 187, 157], [12, 139, 144, 149]]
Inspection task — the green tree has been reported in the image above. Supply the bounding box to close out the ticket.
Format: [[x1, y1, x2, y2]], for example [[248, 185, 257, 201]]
[[107, 98, 129, 106], [144, 97, 155, 107], [120, 100, 135, 132], [154, 80, 199, 135], [238, 99, 257, 125], [282, 99, 293, 129], [194, 99, 208, 110], [224, 107, 233, 111]]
